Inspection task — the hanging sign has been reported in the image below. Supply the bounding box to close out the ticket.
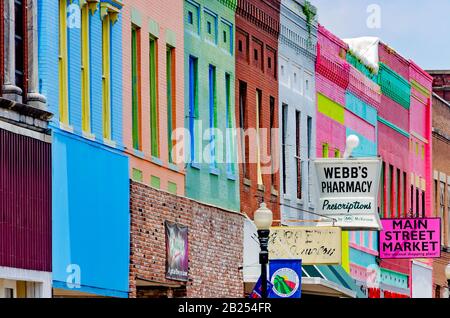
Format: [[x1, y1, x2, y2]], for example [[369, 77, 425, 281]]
[[268, 227, 341, 265], [313, 158, 382, 230], [379, 218, 441, 259], [269, 259, 302, 298], [165, 221, 189, 281]]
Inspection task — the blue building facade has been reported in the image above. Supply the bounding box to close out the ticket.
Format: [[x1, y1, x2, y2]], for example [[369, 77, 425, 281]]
[[38, 0, 129, 297]]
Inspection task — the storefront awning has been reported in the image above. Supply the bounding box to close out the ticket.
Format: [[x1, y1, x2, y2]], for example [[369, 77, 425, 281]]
[[302, 265, 367, 298]]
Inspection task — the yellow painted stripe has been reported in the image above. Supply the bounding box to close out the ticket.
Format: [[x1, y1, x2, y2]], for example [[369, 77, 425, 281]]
[[317, 93, 345, 124], [341, 231, 350, 273]]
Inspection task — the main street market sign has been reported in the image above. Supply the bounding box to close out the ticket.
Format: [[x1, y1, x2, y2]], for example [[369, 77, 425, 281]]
[[313, 158, 382, 230], [379, 218, 441, 259], [268, 227, 342, 265]]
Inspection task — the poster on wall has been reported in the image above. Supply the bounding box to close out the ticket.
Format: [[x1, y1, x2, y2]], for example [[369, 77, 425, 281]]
[[165, 221, 189, 281], [313, 158, 382, 230], [379, 218, 441, 259], [268, 227, 342, 265], [269, 259, 302, 298]]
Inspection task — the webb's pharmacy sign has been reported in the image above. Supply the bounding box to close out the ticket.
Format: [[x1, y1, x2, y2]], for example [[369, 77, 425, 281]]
[[313, 158, 382, 230]]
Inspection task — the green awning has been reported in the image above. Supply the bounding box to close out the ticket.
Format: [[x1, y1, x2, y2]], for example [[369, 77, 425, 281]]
[[302, 265, 367, 298]]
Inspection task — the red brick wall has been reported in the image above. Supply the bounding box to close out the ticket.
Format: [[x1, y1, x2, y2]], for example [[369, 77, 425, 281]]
[[129, 180, 245, 298], [235, 0, 280, 221], [430, 72, 450, 102]]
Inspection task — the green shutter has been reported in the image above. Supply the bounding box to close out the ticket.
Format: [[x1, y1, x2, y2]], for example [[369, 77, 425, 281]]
[[150, 37, 159, 157], [167, 46, 173, 163], [131, 27, 140, 150]]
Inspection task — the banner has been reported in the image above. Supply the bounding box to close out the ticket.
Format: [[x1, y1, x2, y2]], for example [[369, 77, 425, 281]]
[[313, 158, 382, 230], [248, 276, 274, 299], [268, 227, 341, 265], [165, 221, 189, 281], [269, 259, 302, 298], [379, 218, 441, 259]]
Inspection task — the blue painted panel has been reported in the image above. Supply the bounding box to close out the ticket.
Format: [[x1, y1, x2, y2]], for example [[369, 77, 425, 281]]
[[38, 0, 60, 124], [111, 16, 123, 147], [350, 248, 377, 268], [52, 130, 130, 297], [345, 92, 378, 126]]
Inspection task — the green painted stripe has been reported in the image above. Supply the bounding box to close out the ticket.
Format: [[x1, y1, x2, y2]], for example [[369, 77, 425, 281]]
[[410, 80, 430, 98], [317, 93, 345, 124], [377, 116, 410, 138]]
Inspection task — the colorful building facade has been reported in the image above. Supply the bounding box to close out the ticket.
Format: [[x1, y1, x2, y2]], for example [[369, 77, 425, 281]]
[[278, 0, 317, 224], [123, 0, 185, 195], [184, 0, 240, 211], [39, 0, 130, 297], [0, 0, 53, 298], [429, 84, 450, 298], [235, 0, 280, 220]]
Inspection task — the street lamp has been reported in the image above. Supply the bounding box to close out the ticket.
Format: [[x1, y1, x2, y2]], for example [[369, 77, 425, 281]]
[[343, 135, 360, 159], [445, 263, 450, 299], [254, 202, 273, 299]]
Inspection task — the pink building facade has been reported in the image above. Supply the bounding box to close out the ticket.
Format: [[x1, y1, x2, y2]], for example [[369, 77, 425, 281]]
[[122, 0, 185, 195]]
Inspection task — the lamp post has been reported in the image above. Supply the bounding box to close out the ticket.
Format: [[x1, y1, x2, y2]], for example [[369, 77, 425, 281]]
[[445, 263, 450, 299], [254, 202, 273, 299], [343, 134, 360, 159]]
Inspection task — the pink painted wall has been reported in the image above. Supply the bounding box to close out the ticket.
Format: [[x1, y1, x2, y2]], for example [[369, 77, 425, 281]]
[[379, 43, 410, 80], [344, 110, 376, 142], [122, 1, 185, 194], [378, 95, 409, 132], [348, 65, 381, 110], [316, 74, 346, 106], [316, 113, 346, 157]]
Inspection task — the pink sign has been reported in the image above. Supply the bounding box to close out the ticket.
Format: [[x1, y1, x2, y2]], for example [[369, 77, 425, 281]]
[[379, 218, 441, 259]]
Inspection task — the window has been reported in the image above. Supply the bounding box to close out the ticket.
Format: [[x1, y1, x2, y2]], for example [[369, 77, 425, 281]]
[[239, 81, 249, 179], [15, 0, 26, 98], [268, 57, 272, 69], [307, 116, 312, 203], [388, 164, 393, 218], [4, 288, 14, 298], [225, 73, 234, 175], [188, 56, 198, 163], [207, 21, 212, 34], [270, 97, 276, 187], [223, 30, 227, 43], [416, 188, 420, 218], [396, 168, 401, 218], [447, 184, 450, 246], [188, 11, 193, 24], [209, 65, 217, 169], [102, 11, 112, 140], [256, 89, 263, 185], [238, 40, 242, 52], [150, 37, 159, 157], [254, 49, 258, 61], [334, 149, 340, 158], [440, 182, 445, 243], [421, 190, 425, 218], [131, 25, 142, 150], [282, 104, 288, 194], [380, 162, 385, 217], [322, 143, 329, 158], [59, 0, 69, 124], [167, 45, 176, 163], [296, 110, 302, 199], [403, 171, 407, 217], [81, 3, 91, 133]]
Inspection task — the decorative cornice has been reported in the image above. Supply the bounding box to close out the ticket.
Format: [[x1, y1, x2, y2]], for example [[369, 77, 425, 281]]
[[216, 0, 238, 11], [80, 0, 99, 14], [377, 116, 410, 138], [236, 0, 280, 38], [100, 2, 120, 23]]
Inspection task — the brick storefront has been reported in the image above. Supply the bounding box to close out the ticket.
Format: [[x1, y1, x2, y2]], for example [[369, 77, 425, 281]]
[[235, 0, 281, 221], [430, 92, 450, 298], [129, 180, 245, 298]]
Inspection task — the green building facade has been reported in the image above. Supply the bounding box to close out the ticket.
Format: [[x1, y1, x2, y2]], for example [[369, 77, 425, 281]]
[[184, 0, 240, 211]]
